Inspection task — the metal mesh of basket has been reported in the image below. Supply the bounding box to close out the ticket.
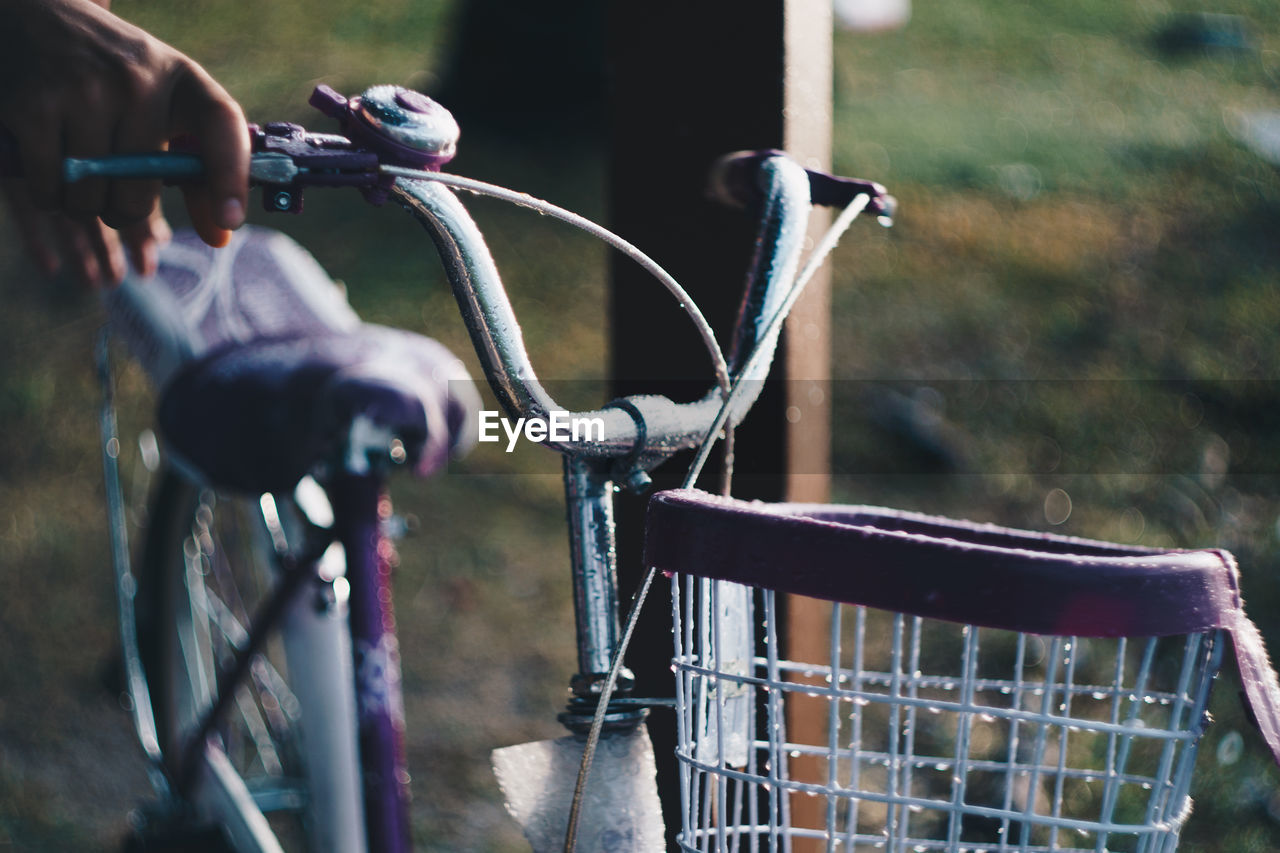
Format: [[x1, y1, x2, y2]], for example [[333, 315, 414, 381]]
[[646, 490, 1280, 853], [673, 578, 1219, 852]]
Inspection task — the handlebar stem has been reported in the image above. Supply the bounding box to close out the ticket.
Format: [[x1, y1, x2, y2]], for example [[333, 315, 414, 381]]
[[563, 455, 625, 686]]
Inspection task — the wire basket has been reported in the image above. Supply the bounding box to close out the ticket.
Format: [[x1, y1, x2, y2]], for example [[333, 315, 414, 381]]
[[645, 489, 1280, 853]]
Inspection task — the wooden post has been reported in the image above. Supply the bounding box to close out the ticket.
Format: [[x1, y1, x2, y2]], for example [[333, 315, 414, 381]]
[[608, 2, 833, 845], [780, 7, 836, 848]]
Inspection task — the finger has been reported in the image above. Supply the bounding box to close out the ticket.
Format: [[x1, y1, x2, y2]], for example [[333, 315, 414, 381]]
[[12, 105, 65, 211], [1, 179, 61, 276], [102, 174, 164, 231], [170, 63, 248, 235], [182, 189, 231, 248], [53, 216, 126, 288], [84, 217, 127, 286], [22, 220, 61, 276], [51, 216, 102, 287], [63, 106, 112, 218], [103, 104, 168, 229], [119, 203, 172, 278]]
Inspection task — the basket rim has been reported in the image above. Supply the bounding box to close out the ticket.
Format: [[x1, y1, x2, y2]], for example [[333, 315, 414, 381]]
[[645, 488, 1280, 766]]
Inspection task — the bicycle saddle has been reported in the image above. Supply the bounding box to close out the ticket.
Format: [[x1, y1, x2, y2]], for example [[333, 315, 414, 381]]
[[107, 227, 479, 494], [106, 226, 362, 386], [158, 326, 478, 494]]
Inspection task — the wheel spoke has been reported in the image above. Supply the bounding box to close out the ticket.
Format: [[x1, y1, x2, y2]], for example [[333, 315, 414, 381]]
[[233, 684, 285, 776], [144, 476, 315, 849]]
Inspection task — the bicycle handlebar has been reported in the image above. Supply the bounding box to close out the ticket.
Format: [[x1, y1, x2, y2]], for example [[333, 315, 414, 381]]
[[44, 84, 894, 475], [389, 153, 813, 465]]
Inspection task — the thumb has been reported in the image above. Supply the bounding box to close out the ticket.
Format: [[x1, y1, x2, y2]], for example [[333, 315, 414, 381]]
[[182, 190, 233, 248], [169, 62, 248, 245]]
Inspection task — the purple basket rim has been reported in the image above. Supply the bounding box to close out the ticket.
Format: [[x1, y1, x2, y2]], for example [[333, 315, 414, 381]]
[[644, 487, 1280, 766]]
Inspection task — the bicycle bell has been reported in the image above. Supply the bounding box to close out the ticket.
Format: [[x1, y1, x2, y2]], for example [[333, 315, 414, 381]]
[[310, 84, 459, 171]]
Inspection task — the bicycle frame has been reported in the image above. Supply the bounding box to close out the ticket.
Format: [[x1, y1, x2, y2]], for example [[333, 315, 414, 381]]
[[330, 473, 412, 853]]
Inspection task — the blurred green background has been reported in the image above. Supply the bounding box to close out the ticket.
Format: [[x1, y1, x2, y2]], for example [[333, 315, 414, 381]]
[[3, 0, 1280, 850]]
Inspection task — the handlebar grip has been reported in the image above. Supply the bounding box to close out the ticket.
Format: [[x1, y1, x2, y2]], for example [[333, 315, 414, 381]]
[[0, 124, 207, 184], [707, 150, 777, 209], [62, 153, 205, 184], [709, 149, 897, 225]]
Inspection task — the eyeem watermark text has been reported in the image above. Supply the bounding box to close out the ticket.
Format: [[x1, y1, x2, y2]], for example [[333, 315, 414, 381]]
[[478, 410, 606, 452]]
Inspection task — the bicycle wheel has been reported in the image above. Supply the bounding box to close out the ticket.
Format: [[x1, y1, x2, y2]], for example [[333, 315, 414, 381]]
[[137, 469, 365, 853]]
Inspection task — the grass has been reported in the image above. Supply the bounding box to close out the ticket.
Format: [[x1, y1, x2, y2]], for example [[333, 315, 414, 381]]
[[2, 0, 1280, 849], [828, 2, 1280, 849]]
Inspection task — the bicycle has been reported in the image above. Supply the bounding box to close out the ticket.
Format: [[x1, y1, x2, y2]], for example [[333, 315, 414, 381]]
[[70, 83, 891, 852], [66, 82, 1280, 853]]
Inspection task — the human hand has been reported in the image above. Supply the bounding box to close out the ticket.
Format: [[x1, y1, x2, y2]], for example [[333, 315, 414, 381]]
[[0, 0, 249, 285], [0, 178, 172, 285]]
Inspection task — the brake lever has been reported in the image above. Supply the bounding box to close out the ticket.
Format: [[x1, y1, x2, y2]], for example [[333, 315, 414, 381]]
[[244, 122, 382, 213]]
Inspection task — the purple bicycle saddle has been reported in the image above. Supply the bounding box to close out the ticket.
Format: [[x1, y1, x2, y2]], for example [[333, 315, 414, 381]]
[[158, 326, 478, 495], [645, 488, 1280, 766], [106, 226, 362, 386], [107, 226, 479, 493]]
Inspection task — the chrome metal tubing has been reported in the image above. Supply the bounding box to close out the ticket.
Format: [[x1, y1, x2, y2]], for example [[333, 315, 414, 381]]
[[563, 455, 623, 683], [390, 155, 812, 464]]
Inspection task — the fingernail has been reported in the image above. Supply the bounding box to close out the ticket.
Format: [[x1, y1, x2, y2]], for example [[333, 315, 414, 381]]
[[220, 198, 245, 229]]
